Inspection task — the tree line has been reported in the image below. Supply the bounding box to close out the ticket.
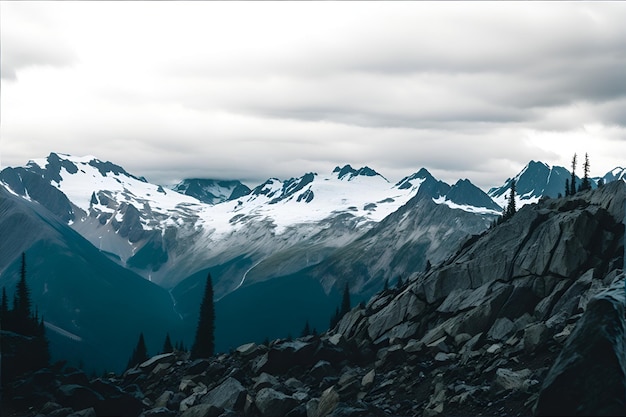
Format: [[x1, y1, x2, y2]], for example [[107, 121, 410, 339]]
[[564, 152, 594, 197], [0, 253, 50, 384]]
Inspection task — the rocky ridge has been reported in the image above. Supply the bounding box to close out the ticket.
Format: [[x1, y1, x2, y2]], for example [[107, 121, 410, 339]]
[[4, 181, 625, 417]]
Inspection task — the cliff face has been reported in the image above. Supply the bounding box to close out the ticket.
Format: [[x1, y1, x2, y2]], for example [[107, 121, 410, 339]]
[[4, 181, 624, 417]]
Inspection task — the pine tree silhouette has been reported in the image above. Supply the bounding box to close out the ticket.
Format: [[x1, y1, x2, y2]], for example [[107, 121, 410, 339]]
[[127, 332, 149, 369], [506, 179, 517, 219], [570, 153, 577, 195], [14, 253, 34, 334], [191, 273, 215, 359], [300, 320, 312, 337], [1, 286, 10, 330], [580, 153, 591, 191], [1, 253, 50, 384], [162, 332, 173, 353]]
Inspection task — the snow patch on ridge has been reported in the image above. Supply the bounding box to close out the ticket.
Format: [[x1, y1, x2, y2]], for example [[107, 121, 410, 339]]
[[432, 196, 502, 215]]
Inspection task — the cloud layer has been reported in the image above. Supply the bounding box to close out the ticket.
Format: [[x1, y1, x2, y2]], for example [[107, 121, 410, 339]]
[[1, 2, 625, 189]]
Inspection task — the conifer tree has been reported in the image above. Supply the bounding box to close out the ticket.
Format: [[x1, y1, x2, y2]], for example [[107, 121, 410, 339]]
[[14, 253, 34, 334], [300, 320, 311, 337], [127, 332, 149, 369], [570, 153, 577, 195], [191, 273, 215, 359], [580, 153, 591, 191], [33, 316, 50, 369], [506, 179, 517, 219], [1, 286, 9, 329], [1, 254, 50, 384], [598, 178, 605, 188], [162, 332, 173, 353], [565, 178, 570, 197]]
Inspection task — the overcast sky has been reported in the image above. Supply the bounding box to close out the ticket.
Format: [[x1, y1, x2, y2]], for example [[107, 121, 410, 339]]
[[2, 2, 625, 190]]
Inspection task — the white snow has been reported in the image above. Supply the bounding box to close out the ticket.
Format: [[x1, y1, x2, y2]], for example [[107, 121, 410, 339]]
[[432, 196, 501, 216], [194, 170, 425, 236]]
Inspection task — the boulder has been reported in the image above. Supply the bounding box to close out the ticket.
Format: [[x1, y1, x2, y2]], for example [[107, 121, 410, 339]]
[[187, 359, 211, 375], [236, 342, 259, 357], [201, 377, 246, 411], [493, 368, 533, 392], [57, 385, 104, 411], [139, 353, 176, 373], [315, 386, 340, 417], [141, 407, 176, 417], [361, 370, 375, 388], [255, 388, 298, 417], [67, 408, 97, 417], [548, 210, 597, 277], [535, 280, 626, 416], [487, 317, 515, 342], [367, 290, 425, 340], [254, 372, 280, 391], [523, 323, 549, 353], [154, 391, 174, 408], [336, 307, 366, 340], [254, 341, 317, 375], [180, 403, 223, 417], [309, 361, 334, 381]]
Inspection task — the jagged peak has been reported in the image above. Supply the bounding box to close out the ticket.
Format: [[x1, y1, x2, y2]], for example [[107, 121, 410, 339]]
[[396, 168, 435, 189], [26, 152, 147, 183], [332, 165, 386, 181]]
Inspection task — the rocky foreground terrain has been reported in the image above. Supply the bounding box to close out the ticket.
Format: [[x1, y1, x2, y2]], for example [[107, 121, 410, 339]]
[[3, 181, 625, 417]]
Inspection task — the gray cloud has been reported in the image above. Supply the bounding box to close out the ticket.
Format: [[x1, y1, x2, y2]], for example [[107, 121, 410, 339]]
[[1, 3, 75, 80], [1, 2, 625, 191]]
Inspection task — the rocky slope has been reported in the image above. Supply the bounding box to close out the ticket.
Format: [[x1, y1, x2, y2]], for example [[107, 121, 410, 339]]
[[5, 178, 624, 417]]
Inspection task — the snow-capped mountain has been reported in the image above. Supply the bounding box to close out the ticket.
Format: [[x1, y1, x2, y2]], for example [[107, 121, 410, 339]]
[[0, 153, 500, 294], [602, 167, 626, 183], [489, 160, 579, 208], [172, 178, 251, 205]]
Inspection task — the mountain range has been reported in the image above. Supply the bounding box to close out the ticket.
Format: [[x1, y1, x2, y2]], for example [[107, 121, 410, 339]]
[[0, 152, 624, 373]]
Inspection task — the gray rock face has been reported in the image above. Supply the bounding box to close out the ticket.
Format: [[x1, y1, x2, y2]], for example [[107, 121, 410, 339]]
[[535, 278, 626, 416], [366, 289, 425, 341]]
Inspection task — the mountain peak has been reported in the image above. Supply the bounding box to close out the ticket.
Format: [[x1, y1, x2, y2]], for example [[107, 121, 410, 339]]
[[445, 178, 502, 211], [396, 168, 435, 190], [332, 165, 386, 182], [603, 167, 626, 183]]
